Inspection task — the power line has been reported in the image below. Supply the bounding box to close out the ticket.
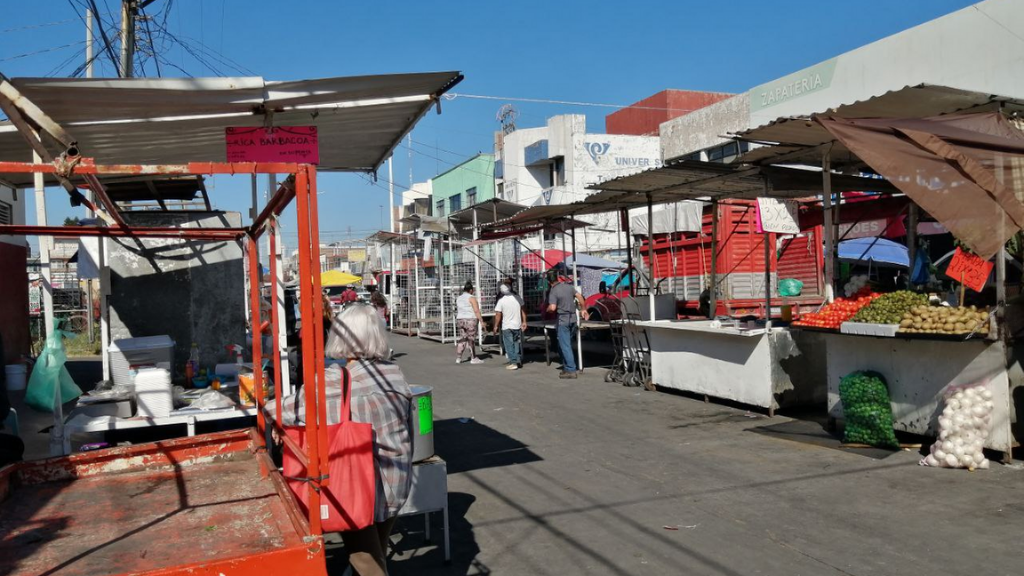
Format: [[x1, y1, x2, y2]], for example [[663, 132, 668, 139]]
[[972, 4, 1024, 46], [139, 6, 162, 77], [445, 92, 704, 113], [0, 41, 87, 63], [1, 17, 80, 34], [84, 0, 123, 76]]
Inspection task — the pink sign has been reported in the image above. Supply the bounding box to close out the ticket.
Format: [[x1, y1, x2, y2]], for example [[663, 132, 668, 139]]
[[225, 126, 319, 164]]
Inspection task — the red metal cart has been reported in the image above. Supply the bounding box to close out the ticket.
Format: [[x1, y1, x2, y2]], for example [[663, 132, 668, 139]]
[[0, 160, 333, 576]]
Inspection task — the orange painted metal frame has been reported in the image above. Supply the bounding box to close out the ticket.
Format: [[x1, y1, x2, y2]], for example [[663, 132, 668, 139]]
[[0, 159, 330, 575]]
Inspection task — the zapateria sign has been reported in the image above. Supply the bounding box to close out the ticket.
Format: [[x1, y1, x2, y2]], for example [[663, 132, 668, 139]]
[[749, 58, 837, 113]]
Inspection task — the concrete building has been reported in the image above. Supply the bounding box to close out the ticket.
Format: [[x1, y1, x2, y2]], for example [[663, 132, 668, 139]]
[[605, 89, 732, 136], [0, 184, 29, 363], [400, 182, 432, 233], [495, 114, 662, 254], [430, 154, 495, 218], [660, 0, 1024, 161]]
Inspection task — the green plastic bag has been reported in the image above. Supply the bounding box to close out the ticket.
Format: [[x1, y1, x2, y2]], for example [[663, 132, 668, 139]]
[[24, 320, 82, 412], [778, 278, 804, 297], [839, 371, 899, 449]]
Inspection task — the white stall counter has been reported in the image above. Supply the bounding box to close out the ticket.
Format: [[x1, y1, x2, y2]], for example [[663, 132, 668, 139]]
[[822, 333, 1012, 454], [634, 320, 827, 413]]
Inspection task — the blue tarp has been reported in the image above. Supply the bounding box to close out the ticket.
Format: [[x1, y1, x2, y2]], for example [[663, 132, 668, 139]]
[[838, 237, 909, 267], [564, 253, 626, 269]]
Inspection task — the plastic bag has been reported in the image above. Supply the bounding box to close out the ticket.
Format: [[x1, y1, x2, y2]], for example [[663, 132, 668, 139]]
[[920, 383, 993, 470], [839, 371, 899, 449], [24, 320, 82, 412], [192, 389, 235, 410], [778, 278, 803, 297]]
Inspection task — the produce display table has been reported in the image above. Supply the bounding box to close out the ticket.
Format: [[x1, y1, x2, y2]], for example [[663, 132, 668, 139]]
[[635, 319, 826, 414], [821, 332, 1013, 455]]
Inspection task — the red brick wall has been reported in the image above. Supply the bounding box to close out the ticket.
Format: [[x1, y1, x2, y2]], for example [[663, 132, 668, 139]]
[[0, 242, 29, 363], [605, 90, 734, 136]]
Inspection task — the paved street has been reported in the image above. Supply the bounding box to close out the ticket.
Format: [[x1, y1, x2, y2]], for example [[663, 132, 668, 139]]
[[15, 339, 1024, 576], [376, 335, 1024, 576]]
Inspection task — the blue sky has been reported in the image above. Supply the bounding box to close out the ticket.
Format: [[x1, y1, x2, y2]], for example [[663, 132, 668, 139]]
[[1, 0, 977, 250]]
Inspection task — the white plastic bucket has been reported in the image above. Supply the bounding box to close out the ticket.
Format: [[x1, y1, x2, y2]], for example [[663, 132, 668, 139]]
[[5, 364, 27, 391]]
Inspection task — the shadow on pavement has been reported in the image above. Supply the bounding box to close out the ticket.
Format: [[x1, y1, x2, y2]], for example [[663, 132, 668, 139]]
[[433, 418, 543, 474], [748, 418, 902, 460], [387, 492, 488, 575]]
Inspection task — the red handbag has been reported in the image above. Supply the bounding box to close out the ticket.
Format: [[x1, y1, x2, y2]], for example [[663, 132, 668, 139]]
[[283, 367, 377, 532]]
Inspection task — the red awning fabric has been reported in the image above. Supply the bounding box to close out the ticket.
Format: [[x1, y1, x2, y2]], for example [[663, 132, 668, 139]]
[[521, 249, 569, 271], [815, 112, 1024, 259]]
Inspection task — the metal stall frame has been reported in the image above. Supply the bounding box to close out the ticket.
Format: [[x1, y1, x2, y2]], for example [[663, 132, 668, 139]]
[[0, 159, 333, 573]]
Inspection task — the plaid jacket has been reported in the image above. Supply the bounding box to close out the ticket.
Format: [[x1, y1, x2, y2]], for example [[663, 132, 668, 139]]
[[272, 360, 414, 521]]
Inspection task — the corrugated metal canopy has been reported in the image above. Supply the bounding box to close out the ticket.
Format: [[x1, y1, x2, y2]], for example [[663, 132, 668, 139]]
[[448, 198, 526, 227], [736, 84, 1024, 165], [489, 160, 898, 231], [0, 72, 462, 186], [589, 160, 898, 201]]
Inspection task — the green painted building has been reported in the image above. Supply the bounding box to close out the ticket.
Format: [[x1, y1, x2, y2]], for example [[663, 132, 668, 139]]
[[430, 153, 495, 217]]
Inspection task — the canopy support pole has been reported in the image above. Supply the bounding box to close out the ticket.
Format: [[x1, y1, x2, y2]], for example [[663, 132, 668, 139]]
[[570, 215, 583, 371], [647, 193, 655, 320], [821, 152, 835, 302], [623, 209, 634, 297], [268, 219, 283, 427], [100, 236, 110, 382], [907, 204, 918, 286], [390, 240, 397, 332], [763, 178, 772, 330], [540, 230, 546, 272], [473, 210, 481, 346], [708, 201, 719, 319]]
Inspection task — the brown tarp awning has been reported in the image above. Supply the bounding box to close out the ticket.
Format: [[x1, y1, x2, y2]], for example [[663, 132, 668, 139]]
[[816, 112, 1024, 259]]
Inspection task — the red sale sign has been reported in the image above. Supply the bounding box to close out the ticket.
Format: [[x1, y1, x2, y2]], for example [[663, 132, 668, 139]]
[[225, 126, 319, 164], [944, 247, 993, 292]]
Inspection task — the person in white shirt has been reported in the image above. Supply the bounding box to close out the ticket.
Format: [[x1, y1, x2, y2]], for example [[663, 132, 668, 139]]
[[492, 281, 527, 370], [455, 281, 485, 364]]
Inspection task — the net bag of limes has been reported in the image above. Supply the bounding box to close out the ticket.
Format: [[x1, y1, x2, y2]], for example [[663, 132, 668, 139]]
[[839, 371, 899, 449]]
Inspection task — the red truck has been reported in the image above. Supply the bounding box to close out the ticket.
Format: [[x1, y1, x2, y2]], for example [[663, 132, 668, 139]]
[[639, 200, 825, 318]]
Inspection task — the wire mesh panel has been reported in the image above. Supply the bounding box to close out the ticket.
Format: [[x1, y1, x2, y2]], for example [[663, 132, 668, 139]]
[[439, 242, 475, 343], [391, 236, 421, 335]]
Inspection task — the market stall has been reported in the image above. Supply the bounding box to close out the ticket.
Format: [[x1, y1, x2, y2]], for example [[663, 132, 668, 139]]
[[735, 85, 1024, 456], [582, 161, 891, 409], [0, 70, 461, 574]]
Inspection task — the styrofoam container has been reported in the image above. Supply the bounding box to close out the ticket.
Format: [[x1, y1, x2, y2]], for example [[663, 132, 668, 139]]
[[840, 322, 900, 337], [110, 335, 174, 389], [134, 367, 173, 418], [4, 364, 27, 391]]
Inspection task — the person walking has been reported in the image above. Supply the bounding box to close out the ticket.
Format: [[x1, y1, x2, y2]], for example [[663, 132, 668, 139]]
[[271, 304, 414, 576], [546, 270, 587, 379], [493, 282, 527, 370], [370, 291, 389, 325], [455, 281, 485, 364]]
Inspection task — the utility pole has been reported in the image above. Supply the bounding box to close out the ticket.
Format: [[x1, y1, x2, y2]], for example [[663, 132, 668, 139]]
[[85, 9, 95, 79], [119, 0, 137, 78]]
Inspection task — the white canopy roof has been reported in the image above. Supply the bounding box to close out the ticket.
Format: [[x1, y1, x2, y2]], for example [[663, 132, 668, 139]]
[[0, 72, 462, 186]]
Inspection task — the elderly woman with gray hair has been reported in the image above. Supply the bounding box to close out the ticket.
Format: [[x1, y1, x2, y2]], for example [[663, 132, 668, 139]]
[[272, 303, 413, 576]]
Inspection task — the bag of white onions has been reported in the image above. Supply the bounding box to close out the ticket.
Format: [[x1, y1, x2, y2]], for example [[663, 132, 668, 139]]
[[920, 383, 994, 470]]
